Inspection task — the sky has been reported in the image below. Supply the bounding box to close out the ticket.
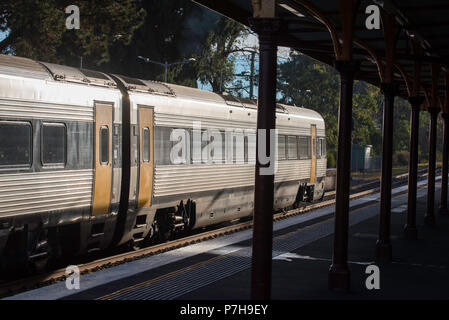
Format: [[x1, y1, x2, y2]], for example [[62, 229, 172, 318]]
[[197, 32, 292, 99], [0, 31, 7, 42]]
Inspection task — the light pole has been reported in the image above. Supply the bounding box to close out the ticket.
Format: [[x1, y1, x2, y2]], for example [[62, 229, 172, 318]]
[[137, 56, 196, 82]]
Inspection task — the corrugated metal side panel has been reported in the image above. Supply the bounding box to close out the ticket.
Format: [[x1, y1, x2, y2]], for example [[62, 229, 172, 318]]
[[316, 158, 327, 177], [155, 113, 312, 136], [154, 164, 254, 196], [0, 169, 93, 217], [317, 128, 325, 136], [275, 160, 311, 182], [0, 98, 93, 122], [153, 160, 312, 197], [154, 113, 254, 130], [277, 126, 310, 136]]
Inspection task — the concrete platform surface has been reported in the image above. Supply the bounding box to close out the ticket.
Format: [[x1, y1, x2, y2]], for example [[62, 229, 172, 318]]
[[5, 178, 448, 300], [58, 182, 449, 300]]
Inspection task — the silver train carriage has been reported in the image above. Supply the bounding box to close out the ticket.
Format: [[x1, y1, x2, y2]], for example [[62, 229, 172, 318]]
[[0, 54, 326, 271]]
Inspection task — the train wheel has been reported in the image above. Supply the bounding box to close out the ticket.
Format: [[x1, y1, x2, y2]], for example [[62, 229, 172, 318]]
[[155, 214, 172, 243], [158, 227, 172, 243], [1, 228, 29, 277]]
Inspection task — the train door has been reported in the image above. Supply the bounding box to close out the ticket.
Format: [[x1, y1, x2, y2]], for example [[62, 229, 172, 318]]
[[92, 102, 113, 215], [137, 106, 154, 208], [310, 124, 317, 183]]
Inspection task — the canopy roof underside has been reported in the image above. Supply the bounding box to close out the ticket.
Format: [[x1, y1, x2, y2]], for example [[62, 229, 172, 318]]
[[194, 0, 449, 108]]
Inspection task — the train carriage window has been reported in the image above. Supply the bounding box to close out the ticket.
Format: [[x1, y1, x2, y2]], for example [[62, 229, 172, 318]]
[[312, 137, 316, 157], [317, 138, 322, 159], [172, 128, 190, 164], [318, 137, 326, 158], [213, 131, 225, 163], [278, 135, 286, 160], [287, 136, 298, 160], [322, 138, 326, 157], [191, 129, 206, 164], [155, 127, 191, 165], [231, 130, 244, 163], [244, 135, 248, 163], [155, 127, 172, 165], [100, 126, 109, 165], [42, 123, 66, 165], [142, 127, 150, 162], [0, 121, 32, 167], [246, 131, 256, 163], [298, 136, 311, 160]]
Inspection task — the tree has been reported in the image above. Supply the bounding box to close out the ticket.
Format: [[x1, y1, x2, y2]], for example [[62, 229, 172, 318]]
[[277, 53, 340, 158], [277, 52, 382, 163], [353, 81, 382, 154], [101, 0, 216, 86], [0, 0, 146, 67], [392, 97, 411, 154], [196, 17, 249, 93]]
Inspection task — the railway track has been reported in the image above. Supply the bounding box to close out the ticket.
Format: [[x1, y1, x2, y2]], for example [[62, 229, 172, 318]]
[[0, 167, 438, 298]]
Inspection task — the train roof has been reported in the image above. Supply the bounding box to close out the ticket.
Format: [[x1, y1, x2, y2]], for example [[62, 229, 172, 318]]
[[0, 54, 51, 80], [39, 61, 117, 88], [0, 54, 324, 121]]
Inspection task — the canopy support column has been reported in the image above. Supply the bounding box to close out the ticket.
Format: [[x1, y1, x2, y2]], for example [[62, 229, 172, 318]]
[[249, 17, 280, 300], [426, 64, 441, 226], [439, 113, 449, 216], [405, 97, 423, 239], [328, 60, 358, 291], [376, 83, 397, 262], [425, 108, 439, 225]]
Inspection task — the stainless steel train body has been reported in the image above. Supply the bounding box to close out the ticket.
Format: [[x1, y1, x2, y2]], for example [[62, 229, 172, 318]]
[[0, 54, 326, 270]]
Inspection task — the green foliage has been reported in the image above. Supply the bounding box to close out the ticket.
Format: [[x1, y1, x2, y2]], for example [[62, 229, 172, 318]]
[[0, 0, 146, 66], [352, 82, 382, 154], [278, 53, 340, 156], [392, 97, 411, 154], [102, 0, 214, 85], [278, 53, 381, 161], [436, 150, 443, 163], [196, 17, 248, 92], [419, 111, 430, 162], [393, 151, 409, 166], [327, 152, 336, 168], [0, 0, 231, 86]]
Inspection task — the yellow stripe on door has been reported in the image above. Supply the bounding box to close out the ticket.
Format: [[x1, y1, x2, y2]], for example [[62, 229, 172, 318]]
[[137, 106, 154, 208], [92, 103, 113, 215]]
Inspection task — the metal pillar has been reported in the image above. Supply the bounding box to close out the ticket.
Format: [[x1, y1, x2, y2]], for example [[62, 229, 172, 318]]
[[425, 108, 439, 226], [376, 83, 397, 263], [439, 113, 449, 215], [405, 97, 423, 239], [328, 60, 358, 292], [249, 17, 280, 300]]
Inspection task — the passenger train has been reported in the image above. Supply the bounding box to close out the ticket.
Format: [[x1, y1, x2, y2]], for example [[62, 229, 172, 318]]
[[0, 54, 326, 272]]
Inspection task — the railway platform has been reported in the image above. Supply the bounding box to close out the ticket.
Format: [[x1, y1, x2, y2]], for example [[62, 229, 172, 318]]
[[5, 179, 449, 300]]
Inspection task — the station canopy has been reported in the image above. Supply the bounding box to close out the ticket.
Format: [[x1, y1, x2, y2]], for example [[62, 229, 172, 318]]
[[194, 0, 449, 104]]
